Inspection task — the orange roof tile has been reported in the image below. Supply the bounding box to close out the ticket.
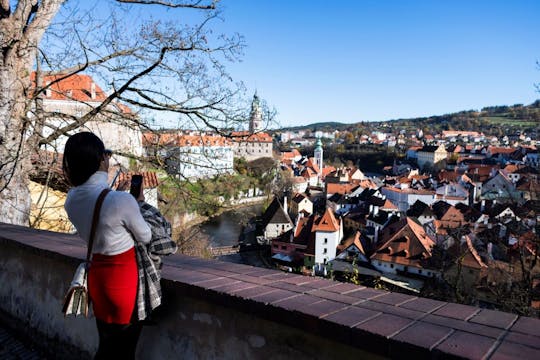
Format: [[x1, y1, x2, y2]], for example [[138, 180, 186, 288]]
[[32, 72, 107, 102], [306, 157, 320, 174], [113, 171, 159, 189], [371, 217, 435, 268], [142, 132, 231, 147], [488, 146, 515, 154], [321, 166, 336, 179], [281, 149, 301, 160], [312, 208, 340, 232], [326, 183, 357, 195], [381, 199, 398, 210], [337, 231, 365, 255], [301, 167, 317, 179], [230, 131, 272, 143]]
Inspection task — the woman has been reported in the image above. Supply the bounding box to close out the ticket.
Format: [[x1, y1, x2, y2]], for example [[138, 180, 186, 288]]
[[63, 132, 151, 359]]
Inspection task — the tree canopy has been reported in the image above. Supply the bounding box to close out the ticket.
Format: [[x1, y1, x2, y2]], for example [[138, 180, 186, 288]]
[[0, 0, 251, 224]]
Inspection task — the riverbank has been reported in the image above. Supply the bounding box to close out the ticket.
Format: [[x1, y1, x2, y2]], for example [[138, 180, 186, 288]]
[[172, 195, 268, 230]]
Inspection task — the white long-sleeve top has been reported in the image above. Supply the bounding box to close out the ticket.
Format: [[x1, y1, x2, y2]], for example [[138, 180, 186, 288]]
[[65, 171, 151, 256]]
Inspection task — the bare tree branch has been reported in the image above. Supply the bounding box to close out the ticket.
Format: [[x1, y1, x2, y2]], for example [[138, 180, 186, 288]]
[[117, 0, 216, 9], [39, 45, 189, 145]]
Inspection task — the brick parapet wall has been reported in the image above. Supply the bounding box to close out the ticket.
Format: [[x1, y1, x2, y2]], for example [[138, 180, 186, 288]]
[[1, 223, 539, 359]]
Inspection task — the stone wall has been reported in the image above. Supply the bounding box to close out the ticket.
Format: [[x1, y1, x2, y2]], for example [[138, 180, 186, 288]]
[[1, 223, 540, 359]]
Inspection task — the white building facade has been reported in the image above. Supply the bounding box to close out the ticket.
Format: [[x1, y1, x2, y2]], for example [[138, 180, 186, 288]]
[[34, 73, 143, 168], [165, 134, 234, 179]]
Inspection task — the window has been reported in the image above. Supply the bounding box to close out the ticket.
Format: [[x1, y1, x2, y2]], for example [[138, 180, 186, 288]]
[[323, 248, 327, 254], [281, 245, 287, 250], [324, 238, 328, 244], [390, 264, 394, 269], [418, 269, 422, 274], [273, 245, 278, 249]]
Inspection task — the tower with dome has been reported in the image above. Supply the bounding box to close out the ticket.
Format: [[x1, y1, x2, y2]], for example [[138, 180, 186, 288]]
[[314, 137, 324, 183], [230, 92, 273, 161], [249, 92, 263, 133]]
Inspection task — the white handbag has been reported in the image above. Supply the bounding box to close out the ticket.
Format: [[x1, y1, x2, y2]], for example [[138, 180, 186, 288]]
[[62, 189, 110, 317], [62, 263, 90, 316]]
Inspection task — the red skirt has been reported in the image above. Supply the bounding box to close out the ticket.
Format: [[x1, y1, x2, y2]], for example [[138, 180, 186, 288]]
[[88, 247, 138, 324]]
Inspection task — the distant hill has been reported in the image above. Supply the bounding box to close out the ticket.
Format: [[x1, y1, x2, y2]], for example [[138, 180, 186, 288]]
[[281, 122, 349, 132], [279, 100, 540, 136]]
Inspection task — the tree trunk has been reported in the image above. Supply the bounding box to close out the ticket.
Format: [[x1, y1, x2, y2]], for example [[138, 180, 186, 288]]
[[0, 49, 34, 225], [0, 0, 64, 225]]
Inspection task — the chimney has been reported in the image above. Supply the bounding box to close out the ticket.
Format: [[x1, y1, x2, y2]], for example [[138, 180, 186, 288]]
[[45, 81, 51, 97], [91, 82, 96, 100], [283, 196, 287, 214]]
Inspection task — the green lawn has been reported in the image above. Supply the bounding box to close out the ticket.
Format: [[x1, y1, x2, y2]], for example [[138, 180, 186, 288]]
[[482, 116, 538, 127]]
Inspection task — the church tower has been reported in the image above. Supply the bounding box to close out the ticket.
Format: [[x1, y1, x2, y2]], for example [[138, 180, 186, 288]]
[[249, 92, 263, 133], [314, 137, 323, 181]]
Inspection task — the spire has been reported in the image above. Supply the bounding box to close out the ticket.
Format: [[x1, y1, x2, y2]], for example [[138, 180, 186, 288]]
[[315, 137, 323, 150]]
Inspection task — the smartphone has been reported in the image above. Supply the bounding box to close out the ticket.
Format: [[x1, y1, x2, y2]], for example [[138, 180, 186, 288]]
[[130, 175, 143, 199]]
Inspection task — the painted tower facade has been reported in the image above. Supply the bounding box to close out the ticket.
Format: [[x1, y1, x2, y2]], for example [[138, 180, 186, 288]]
[[314, 137, 323, 181], [249, 92, 263, 133]]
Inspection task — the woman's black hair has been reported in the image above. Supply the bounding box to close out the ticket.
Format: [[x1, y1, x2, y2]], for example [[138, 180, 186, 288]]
[[62, 132, 105, 186]]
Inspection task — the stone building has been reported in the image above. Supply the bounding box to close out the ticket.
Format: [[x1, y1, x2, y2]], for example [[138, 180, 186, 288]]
[[416, 144, 447, 170], [231, 131, 273, 161]]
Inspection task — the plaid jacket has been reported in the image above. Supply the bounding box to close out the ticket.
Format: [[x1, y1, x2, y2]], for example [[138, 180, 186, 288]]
[[135, 201, 178, 320]]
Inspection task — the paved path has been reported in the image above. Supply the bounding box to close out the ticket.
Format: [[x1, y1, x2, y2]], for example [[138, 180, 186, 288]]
[[0, 324, 45, 360]]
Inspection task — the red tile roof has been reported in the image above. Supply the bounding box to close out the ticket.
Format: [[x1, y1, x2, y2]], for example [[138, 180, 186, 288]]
[[305, 157, 320, 175], [442, 130, 481, 138], [281, 149, 301, 160], [230, 131, 272, 143], [32, 72, 107, 102], [301, 167, 317, 179], [488, 146, 515, 155], [31, 72, 133, 114], [326, 183, 357, 195], [372, 217, 435, 268], [142, 132, 231, 147], [337, 231, 366, 255], [321, 166, 336, 179], [380, 199, 398, 211], [312, 208, 340, 232], [113, 171, 160, 189]]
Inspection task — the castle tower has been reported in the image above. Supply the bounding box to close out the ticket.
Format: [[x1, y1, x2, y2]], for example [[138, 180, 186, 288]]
[[314, 137, 323, 182], [249, 92, 263, 133]]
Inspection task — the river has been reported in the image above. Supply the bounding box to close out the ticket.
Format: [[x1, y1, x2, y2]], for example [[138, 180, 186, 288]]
[[200, 203, 264, 247]]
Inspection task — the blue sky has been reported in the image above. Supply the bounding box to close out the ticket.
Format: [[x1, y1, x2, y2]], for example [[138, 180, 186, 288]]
[[214, 0, 540, 127]]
